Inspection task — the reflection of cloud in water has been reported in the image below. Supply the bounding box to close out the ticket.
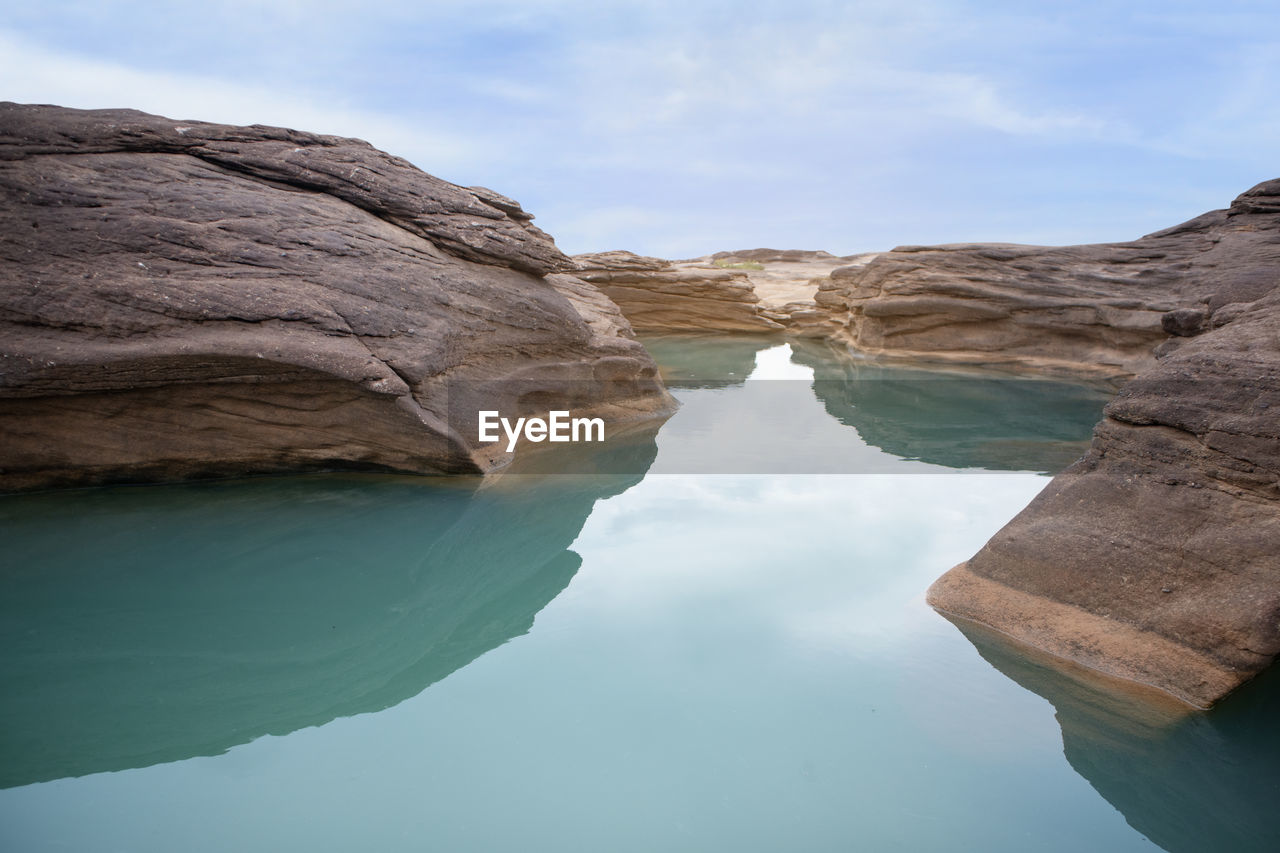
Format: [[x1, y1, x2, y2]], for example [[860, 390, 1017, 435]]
[[571, 473, 1049, 645], [0, 424, 661, 789]]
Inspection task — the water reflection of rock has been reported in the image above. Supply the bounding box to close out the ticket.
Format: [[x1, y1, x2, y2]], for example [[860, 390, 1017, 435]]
[[948, 617, 1280, 853], [790, 340, 1112, 473], [0, 426, 660, 789], [639, 333, 779, 389]]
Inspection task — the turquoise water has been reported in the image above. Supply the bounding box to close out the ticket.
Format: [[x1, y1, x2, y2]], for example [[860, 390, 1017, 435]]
[[1, 336, 1276, 852]]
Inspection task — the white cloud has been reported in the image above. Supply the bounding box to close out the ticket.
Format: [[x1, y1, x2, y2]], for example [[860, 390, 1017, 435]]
[[564, 15, 1112, 142], [0, 30, 492, 177], [3, 2, 1275, 255]]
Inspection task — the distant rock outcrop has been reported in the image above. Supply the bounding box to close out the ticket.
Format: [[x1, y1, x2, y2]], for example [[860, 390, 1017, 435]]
[[0, 103, 673, 491], [573, 248, 872, 334], [572, 250, 779, 332], [817, 184, 1280, 379]]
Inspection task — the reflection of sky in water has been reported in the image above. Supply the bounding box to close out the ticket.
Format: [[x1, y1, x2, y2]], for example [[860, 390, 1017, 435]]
[[748, 343, 813, 380], [7, 468, 1130, 853], [0, 338, 1236, 853], [572, 473, 1039, 637], [653, 343, 946, 475]]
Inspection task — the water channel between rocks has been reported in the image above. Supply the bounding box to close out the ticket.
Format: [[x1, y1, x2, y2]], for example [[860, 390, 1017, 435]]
[[1, 335, 1276, 852]]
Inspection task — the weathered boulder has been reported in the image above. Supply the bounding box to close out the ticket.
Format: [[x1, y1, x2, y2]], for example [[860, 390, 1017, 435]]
[[0, 103, 673, 490], [928, 180, 1280, 708], [819, 183, 1280, 379]]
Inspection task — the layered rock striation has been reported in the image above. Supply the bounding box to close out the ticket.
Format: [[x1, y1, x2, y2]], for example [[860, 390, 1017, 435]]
[[573, 248, 871, 334], [572, 250, 779, 332], [818, 183, 1280, 379], [0, 103, 673, 490]]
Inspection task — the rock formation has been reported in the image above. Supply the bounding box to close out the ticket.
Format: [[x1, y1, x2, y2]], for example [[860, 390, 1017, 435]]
[[0, 103, 673, 491], [926, 181, 1280, 708], [572, 250, 778, 332], [573, 248, 871, 334], [582, 181, 1277, 708], [817, 184, 1280, 379], [582, 179, 1278, 709]]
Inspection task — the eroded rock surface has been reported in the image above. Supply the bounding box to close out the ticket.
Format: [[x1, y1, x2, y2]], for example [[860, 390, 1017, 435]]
[[573, 248, 871, 334], [818, 182, 1280, 379], [928, 181, 1280, 708], [572, 250, 776, 332], [0, 103, 672, 490]]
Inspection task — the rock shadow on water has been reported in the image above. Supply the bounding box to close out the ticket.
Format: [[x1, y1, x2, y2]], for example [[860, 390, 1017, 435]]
[[0, 423, 661, 789], [638, 332, 783, 390], [638, 334, 1111, 475], [942, 615, 1280, 853], [790, 340, 1113, 473]]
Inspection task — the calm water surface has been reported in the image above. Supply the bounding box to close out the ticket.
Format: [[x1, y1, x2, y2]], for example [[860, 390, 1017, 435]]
[[1, 336, 1276, 852]]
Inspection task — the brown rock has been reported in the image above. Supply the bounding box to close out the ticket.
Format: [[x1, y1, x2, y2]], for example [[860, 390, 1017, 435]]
[[0, 103, 673, 491], [928, 183, 1280, 707], [819, 182, 1280, 379]]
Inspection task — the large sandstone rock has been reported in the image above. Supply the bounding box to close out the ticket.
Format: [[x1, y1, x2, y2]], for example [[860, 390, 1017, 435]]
[[0, 103, 673, 490], [818, 183, 1280, 378], [928, 181, 1280, 708]]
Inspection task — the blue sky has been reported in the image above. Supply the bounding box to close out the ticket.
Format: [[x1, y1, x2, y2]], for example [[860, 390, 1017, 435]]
[[4, 1, 1278, 257]]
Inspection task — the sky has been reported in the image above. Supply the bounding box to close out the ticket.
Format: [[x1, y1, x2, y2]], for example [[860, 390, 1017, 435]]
[[3, 0, 1278, 258]]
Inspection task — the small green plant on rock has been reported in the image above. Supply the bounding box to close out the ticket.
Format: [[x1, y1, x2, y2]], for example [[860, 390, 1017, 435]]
[[712, 259, 765, 271]]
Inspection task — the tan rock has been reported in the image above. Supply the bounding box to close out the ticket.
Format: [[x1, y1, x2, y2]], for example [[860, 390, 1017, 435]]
[[817, 185, 1280, 379], [573, 247, 873, 334]]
